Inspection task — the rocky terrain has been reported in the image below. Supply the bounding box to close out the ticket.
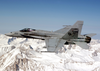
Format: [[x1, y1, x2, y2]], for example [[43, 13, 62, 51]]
[[0, 34, 100, 71]]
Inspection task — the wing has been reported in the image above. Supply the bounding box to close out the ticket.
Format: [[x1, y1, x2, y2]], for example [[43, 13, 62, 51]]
[[54, 25, 71, 34], [45, 37, 66, 52]]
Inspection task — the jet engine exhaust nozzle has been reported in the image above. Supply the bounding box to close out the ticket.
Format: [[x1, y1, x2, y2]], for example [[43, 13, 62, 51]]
[[85, 36, 91, 43]]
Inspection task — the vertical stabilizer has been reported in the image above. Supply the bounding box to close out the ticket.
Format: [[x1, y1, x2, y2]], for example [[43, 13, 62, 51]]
[[73, 21, 83, 36], [62, 21, 83, 39]]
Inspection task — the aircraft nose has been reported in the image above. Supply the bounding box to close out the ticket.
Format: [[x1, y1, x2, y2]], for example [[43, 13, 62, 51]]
[[5, 32, 13, 36], [5, 33, 10, 36]]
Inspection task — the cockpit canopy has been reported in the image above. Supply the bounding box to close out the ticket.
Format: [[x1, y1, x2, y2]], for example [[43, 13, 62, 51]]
[[20, 28, 36, 32]]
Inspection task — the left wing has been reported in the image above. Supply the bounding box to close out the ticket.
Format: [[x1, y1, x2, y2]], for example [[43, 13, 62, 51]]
[[45, 37, 66, 52]]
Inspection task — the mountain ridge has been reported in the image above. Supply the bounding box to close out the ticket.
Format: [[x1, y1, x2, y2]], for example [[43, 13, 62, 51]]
[[0, 34, 100, 71]]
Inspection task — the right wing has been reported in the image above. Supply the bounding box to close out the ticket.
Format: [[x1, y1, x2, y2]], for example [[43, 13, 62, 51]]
[[54, 25, 71, 34]]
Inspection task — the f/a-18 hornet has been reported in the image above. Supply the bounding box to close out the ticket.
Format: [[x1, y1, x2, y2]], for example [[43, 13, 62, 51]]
[[5, 21, 96, 52]]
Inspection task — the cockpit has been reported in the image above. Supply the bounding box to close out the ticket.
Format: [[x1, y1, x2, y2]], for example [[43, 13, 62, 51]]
[[20, 28, 36, 32]]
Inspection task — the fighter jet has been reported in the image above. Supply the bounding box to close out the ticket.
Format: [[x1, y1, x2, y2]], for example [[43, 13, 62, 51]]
[[5, 21, 96, 52]]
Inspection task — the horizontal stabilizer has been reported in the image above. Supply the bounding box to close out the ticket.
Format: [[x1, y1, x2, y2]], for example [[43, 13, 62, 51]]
[[84, 33, 96, 37], [74, 42, 89, 49]]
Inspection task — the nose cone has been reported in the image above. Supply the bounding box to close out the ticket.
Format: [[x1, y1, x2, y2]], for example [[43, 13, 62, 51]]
[[5, 32, 13, 36]]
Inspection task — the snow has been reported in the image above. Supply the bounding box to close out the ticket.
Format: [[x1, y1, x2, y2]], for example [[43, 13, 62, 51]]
[[0, 34, 100, 71]]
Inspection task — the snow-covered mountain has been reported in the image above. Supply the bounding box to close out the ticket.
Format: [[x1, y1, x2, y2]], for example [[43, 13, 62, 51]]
[[0, 34, 100, 71]]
